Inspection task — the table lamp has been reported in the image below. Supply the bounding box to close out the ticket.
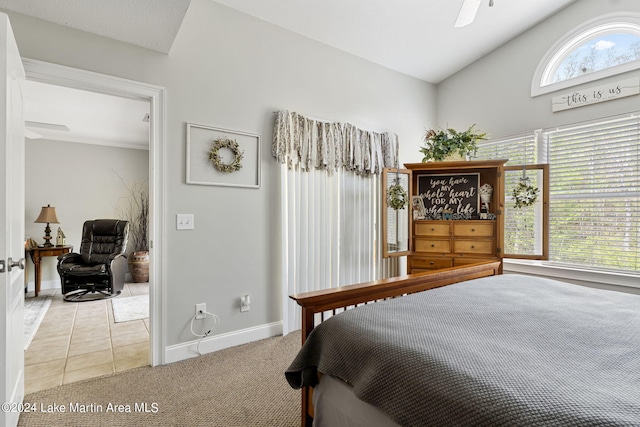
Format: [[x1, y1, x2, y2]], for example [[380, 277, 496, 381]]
[[34, 204, 60, 247]]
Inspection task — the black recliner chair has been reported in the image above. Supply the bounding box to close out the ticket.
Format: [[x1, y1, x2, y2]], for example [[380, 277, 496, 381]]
[[58, 219, 129, 302]]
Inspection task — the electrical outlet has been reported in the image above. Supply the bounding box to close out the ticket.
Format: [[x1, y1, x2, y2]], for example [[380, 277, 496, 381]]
[[240, 294, 250, 312], [195, 303, 206, 320]]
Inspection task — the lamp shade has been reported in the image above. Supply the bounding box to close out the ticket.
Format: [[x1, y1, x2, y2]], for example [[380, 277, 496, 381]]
[[34, 205, 59, 224]]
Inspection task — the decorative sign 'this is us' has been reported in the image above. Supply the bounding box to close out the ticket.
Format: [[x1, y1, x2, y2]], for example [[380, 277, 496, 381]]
[[552, 77, 640, 112]]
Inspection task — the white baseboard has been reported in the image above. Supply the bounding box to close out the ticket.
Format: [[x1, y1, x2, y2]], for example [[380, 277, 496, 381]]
[[164, 321, 283, 364], [25, 280, 61, 293]]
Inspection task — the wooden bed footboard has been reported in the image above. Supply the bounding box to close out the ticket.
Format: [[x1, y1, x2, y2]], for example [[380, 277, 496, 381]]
[[289, 261, 502, 426]]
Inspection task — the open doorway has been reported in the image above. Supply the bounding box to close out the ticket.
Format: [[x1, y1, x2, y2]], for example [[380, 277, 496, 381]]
[[20, 59, 166, 392]]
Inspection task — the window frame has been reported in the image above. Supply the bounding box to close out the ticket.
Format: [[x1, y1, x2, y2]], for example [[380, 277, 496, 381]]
[[532, 12, 640, 97], [476, 112, 639, 277], [544, 115, 640, 274]]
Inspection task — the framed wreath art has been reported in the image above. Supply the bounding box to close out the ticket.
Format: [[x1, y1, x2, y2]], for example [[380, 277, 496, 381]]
[[209, 137, 244, 173], [186, 123, 261, 188]]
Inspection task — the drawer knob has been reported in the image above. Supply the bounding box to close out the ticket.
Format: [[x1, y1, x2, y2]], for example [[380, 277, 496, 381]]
[[429, 261, 435, 265], [471, 228, 475, 232], [431, 228, 435, 231], [471, 245, 475, 249], [431, 244, 435, 248]]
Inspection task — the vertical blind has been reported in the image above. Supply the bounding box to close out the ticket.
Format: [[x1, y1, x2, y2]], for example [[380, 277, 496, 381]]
[[274, 111, 399, 334]]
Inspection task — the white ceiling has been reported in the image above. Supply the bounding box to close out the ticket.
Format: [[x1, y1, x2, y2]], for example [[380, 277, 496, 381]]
[[1, 0, 577, 148], [211, 0, 577, 83], [22, 81, 150, 150], [0, 0, 181, 149], [0, 0, 191, 54]]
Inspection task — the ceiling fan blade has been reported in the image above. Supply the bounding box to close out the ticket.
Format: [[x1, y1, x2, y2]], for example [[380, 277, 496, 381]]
[[454, 0, 481, 28], [25, 121, 70, 131]]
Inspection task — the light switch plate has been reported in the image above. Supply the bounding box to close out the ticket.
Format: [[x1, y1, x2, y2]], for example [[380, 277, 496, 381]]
[[177, 214, 194, 230]]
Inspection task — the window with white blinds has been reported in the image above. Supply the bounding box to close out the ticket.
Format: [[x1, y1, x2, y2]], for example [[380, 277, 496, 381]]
[[475, 113, 640, 274], [476, 134, 538, 166], [547, 115, 639, 273]]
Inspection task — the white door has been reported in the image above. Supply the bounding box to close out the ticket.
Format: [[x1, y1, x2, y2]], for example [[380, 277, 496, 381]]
[[0, 13, 26, 427]]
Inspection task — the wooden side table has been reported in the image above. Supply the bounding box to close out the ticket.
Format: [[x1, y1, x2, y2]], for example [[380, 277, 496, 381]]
[[27, 245, 73, 297]]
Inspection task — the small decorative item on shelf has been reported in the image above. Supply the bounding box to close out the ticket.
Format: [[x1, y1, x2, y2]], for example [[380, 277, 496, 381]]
[[479, 183, 493, 213], [512, 176, 539, 208], [387, 183, 408, 210], [419, 124, 488, 162], [55, 227, 66, 246], [412, 196, 426, 219], [443, 209, 454, 220], [452, 212, 473, 220]]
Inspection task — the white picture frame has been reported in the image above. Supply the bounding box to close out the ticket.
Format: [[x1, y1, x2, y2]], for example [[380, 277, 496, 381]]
[[186, 123, 261, 188]]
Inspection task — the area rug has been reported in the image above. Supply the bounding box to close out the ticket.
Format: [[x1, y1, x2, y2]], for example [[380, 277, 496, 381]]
[[112, 295, 148, 323], [24, 296, 52, 350]]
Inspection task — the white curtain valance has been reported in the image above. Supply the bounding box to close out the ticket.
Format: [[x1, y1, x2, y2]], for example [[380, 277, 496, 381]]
[[272, 110, 399, 175]]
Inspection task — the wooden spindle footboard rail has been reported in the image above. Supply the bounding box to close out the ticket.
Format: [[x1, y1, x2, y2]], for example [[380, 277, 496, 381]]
[[289, 261, 502, 426]]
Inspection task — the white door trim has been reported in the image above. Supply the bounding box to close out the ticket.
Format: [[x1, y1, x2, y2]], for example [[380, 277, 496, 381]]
[[22, 58, 167, 366]]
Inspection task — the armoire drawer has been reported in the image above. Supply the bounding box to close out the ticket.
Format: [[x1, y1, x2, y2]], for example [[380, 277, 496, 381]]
[[453, 239, 494, 255], [414, 238, 451, 253], [412, 257, 453, 270], [415, 222, 451, 237], [453, 222, 494, 237]]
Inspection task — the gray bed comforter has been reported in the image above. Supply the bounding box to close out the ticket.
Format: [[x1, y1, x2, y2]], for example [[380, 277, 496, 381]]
[[285, 274, 640, 426]]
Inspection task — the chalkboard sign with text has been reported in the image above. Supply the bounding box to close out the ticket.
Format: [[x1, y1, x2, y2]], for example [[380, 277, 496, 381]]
[[417, 173, 480, 218]]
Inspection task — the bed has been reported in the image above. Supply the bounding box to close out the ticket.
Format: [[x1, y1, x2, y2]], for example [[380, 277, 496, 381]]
[[285, 261, 640, 426]]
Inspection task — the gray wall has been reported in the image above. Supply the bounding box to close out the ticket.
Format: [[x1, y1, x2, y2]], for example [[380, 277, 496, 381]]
[[437, 0, 640, 140], [25, 139, 149, 289], [438, 0, 640, 294], [5, 0, 436, 349]]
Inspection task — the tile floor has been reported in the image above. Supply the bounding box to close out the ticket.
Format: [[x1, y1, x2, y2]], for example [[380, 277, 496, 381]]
[[24, 283, 150, 394]]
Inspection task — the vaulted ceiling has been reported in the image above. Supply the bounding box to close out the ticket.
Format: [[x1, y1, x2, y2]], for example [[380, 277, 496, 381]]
[[210, 0, 576, 84], [0, 0, 577, 148]]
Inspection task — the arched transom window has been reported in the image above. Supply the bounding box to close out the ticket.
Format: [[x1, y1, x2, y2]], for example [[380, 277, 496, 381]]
[[532, 12, 640, 96]]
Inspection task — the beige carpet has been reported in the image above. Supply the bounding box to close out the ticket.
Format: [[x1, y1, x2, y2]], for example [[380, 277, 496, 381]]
[[19, 331, 302, 427]]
